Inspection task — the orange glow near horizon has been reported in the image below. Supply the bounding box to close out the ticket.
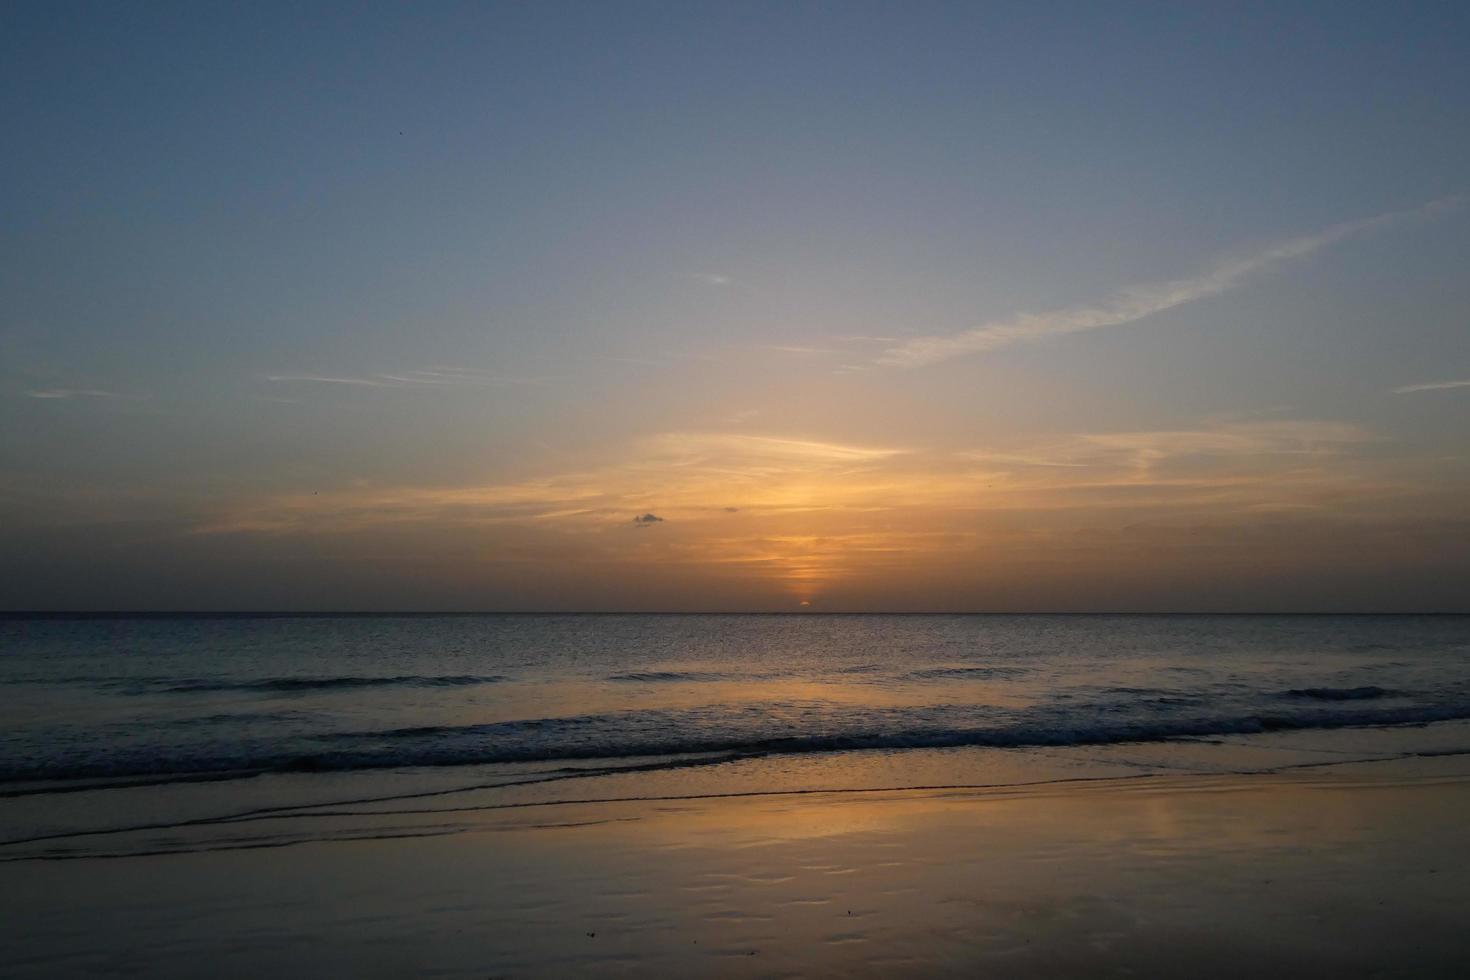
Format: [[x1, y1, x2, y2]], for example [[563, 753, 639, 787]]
[[169, 415, 1463, 610]]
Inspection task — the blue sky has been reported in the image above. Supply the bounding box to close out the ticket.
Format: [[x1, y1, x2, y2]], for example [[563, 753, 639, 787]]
[[3, 1, 1468, 609]]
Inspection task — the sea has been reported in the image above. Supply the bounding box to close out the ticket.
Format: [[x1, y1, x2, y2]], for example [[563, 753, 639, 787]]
[[5, 613, 1470, 859]]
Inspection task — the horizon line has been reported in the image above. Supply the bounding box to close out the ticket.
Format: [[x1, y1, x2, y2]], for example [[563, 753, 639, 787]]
[[3, 610, 1467, 618]]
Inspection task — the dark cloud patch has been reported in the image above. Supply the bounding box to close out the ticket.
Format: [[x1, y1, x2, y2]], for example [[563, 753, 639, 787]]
[[632, 513, 664, 526], [724, 507, 740, 513]]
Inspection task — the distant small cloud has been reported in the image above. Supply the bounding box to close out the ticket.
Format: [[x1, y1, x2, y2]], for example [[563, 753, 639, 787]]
[[694, 272, 733, 286], [1392, 378, 1470, 394], [724, 507, 740, 513], [25, 388, 116, 399], [632, 512, 665, 526]]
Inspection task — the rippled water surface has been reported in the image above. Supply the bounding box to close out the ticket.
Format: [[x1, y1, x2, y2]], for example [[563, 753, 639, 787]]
[[5, 614, 1469, 785]]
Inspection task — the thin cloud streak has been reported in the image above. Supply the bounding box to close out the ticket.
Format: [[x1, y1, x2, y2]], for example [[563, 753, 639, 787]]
[[763, 345, 839, 355], [25, 388, 117, 399], [264, 374, 398, 387], [878, 196, 1465, 368], [1393, 378, 1470, 394], [263, 367, 547, 388]]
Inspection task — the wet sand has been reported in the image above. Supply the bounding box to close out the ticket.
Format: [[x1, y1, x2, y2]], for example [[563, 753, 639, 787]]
[[5, 750, 1470, 978]]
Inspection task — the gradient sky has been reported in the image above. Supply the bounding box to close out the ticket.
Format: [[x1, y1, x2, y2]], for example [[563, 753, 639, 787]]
[[3, 1, 1469, 611]]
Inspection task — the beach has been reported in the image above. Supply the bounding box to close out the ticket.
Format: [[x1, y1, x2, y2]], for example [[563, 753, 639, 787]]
[[6, 614, 1470, 976], [6, 739, 1470, 977]]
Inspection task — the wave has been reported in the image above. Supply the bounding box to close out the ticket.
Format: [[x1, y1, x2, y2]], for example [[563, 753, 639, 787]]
[[605, 670, 736, 683], [904, 666, 1026, 680], [1281, 686, 1392, 701], [8, 674, 510, 694], [155, 674, 510, 694], [7, 698, 1470, 785]]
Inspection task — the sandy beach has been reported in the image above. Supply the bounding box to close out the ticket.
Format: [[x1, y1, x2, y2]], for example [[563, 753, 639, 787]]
[[6, 744, 1470, 978]]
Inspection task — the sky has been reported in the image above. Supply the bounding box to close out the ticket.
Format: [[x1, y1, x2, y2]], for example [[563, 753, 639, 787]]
[[2, 1, 1469, 611]]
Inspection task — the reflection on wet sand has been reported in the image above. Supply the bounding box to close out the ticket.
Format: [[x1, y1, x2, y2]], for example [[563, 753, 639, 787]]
[[5, 753, 1470, 977]]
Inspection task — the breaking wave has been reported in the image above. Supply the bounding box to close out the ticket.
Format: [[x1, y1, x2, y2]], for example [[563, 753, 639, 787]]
[[904, 666, 1027, 680], [1281, 686, 1392, 701], [605, 671, 737, 683], [7, 697, 1470, 785]]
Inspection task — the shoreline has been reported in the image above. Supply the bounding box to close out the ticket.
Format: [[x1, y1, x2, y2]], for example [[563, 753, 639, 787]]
[[9, 719, 1470, 860]]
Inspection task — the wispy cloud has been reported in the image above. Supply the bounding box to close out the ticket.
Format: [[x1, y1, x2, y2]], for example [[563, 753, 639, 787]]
[[878, 196, 1464, 368], [606, 350, 720, 367], [962, 420, 1376, 473], [263, 367, 546, 388], [693, 272, 734, 286], [25, 388, 117, 399], [763, 345, 838, 355], [827, 334, 900, 344], [197, 431, 909, 535], [192, 416, 1447, 599], [643, 432, 906, 464], [264, 374, 397, 387], [1393, 378, 1470, 394], [600, 356, 665, 367], [1075, 419, 1375, 461], [199, 419, 1383, 541]]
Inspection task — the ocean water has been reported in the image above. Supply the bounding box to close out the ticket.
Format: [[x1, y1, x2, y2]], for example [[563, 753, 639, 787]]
[[5, 613, 1470, 788]]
